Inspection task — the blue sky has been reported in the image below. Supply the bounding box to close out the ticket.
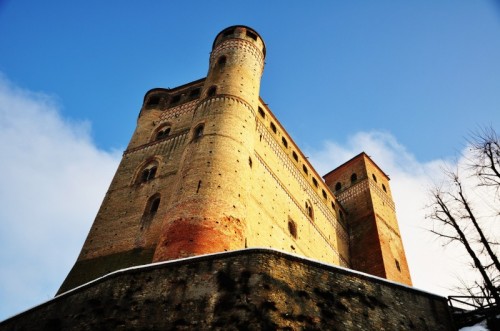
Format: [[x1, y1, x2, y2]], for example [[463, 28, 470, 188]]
[[1, 0, 500, 320]]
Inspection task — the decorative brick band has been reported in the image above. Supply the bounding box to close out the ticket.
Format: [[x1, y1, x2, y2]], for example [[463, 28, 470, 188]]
[[257, 121, 349, 241], [369, 180, 396, 210], [336, 179, 395, 212], [159, 100, 198, 121], [210, 38, 265, 73], [195, 93, 256, 118], [254, 152, 350, 267], [123, 129, 190, 156]]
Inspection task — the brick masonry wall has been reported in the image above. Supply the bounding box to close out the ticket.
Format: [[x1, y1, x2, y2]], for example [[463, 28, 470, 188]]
[[1, 250, 453, 331], [58, 26, 411, 294], [324, 154, 412, 285]]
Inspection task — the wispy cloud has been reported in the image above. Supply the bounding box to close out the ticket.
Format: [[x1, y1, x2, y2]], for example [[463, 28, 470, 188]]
[[0, 74, 121, 320]]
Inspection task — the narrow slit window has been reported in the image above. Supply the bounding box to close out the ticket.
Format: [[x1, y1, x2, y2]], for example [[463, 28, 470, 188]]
[[322, 189, 327, 199], [142, 194, 161, 225], [312, 178, 318, 187], [382, 184, 387, 192], [292, 151, 298, 162], [150, 197, 160, 214], [305, 201, 314, 220], [302, 165, 308, 175], [288, 219, 297, 239], [372, 174, 377, 182], [194, 124, 204, 140]]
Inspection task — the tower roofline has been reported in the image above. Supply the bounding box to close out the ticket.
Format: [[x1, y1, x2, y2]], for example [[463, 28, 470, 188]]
[[323, 152, 390, 180], [213, 25, 266, 57], [142, 78, 206, 104]]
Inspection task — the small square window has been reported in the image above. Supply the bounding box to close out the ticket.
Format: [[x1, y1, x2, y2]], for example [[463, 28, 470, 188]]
[[258, 107, 265, 118], [282, 137, 288, 148], [270, 122, 277, 134]]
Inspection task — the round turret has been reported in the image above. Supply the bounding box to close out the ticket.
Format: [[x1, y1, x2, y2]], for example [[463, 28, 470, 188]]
[[153, 26, 266, 262]]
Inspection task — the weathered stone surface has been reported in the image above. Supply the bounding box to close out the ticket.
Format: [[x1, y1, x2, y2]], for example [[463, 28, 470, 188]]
[[1, 250, 452, 331]]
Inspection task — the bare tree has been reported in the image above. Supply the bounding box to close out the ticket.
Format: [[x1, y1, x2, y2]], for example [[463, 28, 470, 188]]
[[427, 128, 500, 308], [469, 127, 500, 190]]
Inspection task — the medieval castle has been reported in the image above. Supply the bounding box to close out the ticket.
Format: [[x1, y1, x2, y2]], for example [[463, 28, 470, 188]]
[[58, 25, 411, 293], [0, 26, 454, 330]]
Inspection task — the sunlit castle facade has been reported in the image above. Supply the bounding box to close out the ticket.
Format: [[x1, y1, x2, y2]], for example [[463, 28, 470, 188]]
[[59, 25, 411, 293], [0, 25, 457, 331]]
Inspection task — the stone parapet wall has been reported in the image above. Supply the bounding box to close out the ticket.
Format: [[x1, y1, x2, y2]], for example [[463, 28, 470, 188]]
[[1, 249, 452, 331]]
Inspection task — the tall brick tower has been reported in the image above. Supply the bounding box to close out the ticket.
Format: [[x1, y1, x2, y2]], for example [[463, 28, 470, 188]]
[[323, 153, 412, 285], [153, 26, 265, 261]]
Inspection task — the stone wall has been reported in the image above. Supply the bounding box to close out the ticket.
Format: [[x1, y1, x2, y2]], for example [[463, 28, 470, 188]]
[[2, 249, 453, 331]]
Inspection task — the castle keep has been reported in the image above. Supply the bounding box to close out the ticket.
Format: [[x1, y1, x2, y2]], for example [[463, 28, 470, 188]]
[[58, 25, 411, 293], [1, 25, 455, 331]]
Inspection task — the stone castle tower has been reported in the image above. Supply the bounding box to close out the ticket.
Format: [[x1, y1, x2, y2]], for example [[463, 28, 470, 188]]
[[58, 25, 411, 294]]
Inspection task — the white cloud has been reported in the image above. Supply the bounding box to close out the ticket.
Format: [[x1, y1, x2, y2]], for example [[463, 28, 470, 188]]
[[0, 74, 121, 320], [307, 131, 496, 298]]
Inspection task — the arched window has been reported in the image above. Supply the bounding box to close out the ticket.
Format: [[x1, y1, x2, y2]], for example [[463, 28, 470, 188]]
[[142, 193, 161, 226], [305, 200, 314, 220], [138, 163, 158, 183], [351, 173, 357, 183], [207, 86, 217, 97], [335, 182, 342, 191], [217, 55, 227, 67], [155, 126, 171, 141], [146, 95, 160, 108], [150, 197, 160, 214]]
